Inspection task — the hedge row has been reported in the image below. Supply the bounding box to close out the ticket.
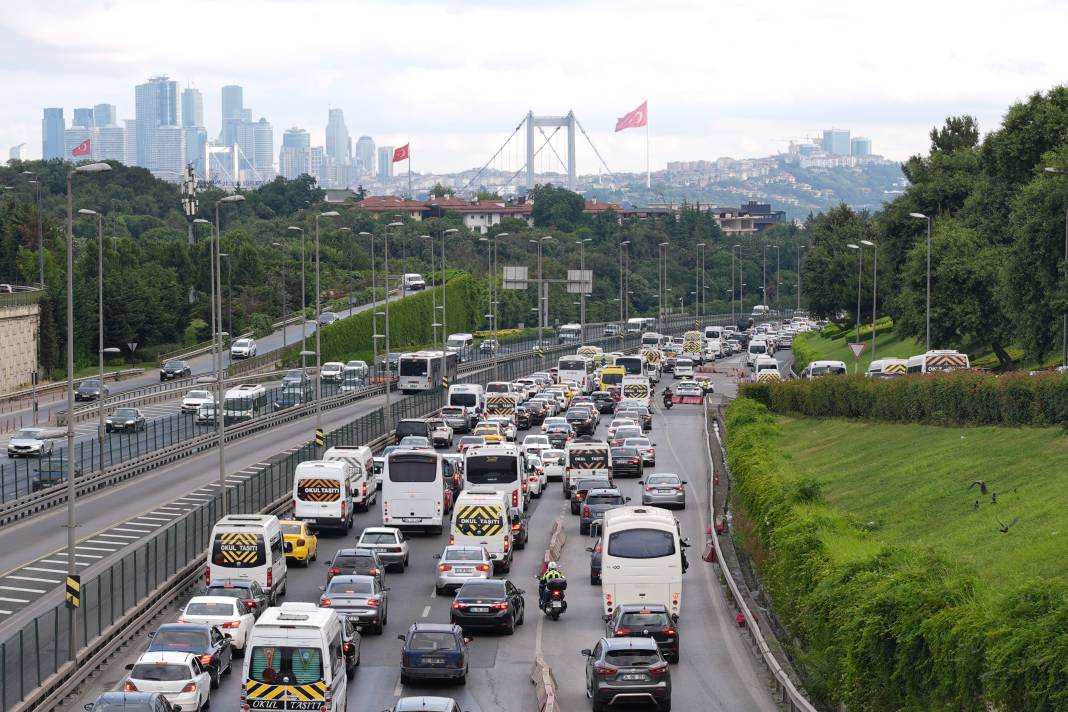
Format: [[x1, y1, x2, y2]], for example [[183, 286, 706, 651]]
[[725, 398, 1068, 711], [740, 370, 1068, 427], [283, 272, 485, 365]]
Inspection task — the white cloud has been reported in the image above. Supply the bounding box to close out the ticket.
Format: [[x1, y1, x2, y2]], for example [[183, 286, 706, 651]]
[[3, 0, 1067, 172]]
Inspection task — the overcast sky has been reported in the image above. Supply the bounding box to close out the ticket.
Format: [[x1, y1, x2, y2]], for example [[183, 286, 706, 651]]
[[3, 0, 1067, 174]]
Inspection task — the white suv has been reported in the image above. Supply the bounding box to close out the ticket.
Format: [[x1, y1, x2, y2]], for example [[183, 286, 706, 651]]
[[230, 338, 257, 359]]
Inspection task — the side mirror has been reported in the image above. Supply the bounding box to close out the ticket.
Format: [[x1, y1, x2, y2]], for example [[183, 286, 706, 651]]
[[85, 705, 95, 712], [602, 614, 612, 622], [682, 538, 691, 547], [625, 497, 632, 502], [382, 586, 391, 592], [464, 637, 472, 644], [319, 585, 326, 591], [432, 553, 440, 559], [682, 480, 688, 485], [124, 663, 134, 670], [397, 634, 406, 641], [671, 613, 680, 623], [580, 648, 593, 656], [172, 706, 182, 712], [585, 547, 594, 553], [637, 480, 644, 485]]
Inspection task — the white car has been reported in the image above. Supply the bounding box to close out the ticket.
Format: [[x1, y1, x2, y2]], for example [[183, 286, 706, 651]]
[[124, 651, 210, 711], [540, 448, 565, 481], [356, 526, 410, 572], [521, 435, 551, 457], [675, 381, 705, 398], [230, 338, 257, 359], [541, 416, 569, 434], [606, 418, 639, 438], [427, 418, 454, 448], [321, 361, 345, 384], [180, 390, 214, 414], [6, 428, 55, 458], [525, 456, 544, 497], [178, 595, 256, 651]]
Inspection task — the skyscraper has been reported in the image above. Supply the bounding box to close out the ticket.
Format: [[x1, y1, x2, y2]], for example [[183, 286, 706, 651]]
[[72, 107, 95, 129], [42, 108, 65, 160], [355, 135, 376, 176], [280, 127, 311, 180], [220, 85, 243, 144], [154, 125, 186, 176], [134, 75, 178, 168], [93, 104, 116, 127], [184, 126, 208, 177], [95, 126, 126, 162], [181, 88, 204, 128], [378, 146, 394, 179], [124, 119, 138, 165], [850, 137, 872, 156], [64, 126, 92, 158], [325, 108, 351, 166], [821, 128, 850, 156]]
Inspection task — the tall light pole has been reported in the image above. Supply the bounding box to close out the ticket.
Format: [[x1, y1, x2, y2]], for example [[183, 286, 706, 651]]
[[492, 233, 509, 369], [420, 234, 436, 345], [439, 228, 458, 386], [618, 240, 630, 324], [314, 211, 340, 453], [762, 244, 770, 309], [695, 243, 705, 321], [1043, 167, 1068, 368], [287, 226, 307, 368], [576, 237, 591, 340], [192, 219, 214, 375], [214, 194, 244, 516], [861, 239, 876, 361], [23, 175, 42, 422], [384, 221, 405, 416], [797, 243, 806, 312], [771, 245, 781, 315], [530, 236, 552, 354], [658, 242, 669, 331], [909, 212, 932, 351], [272, 242, 287, 348], [731, 244, 741, 323], [338, 226, 352, 310], [65, 161, 111, 663], [358, 231, 379, 376], [847, 242, 864, 373], [22, 171, 45, 287]]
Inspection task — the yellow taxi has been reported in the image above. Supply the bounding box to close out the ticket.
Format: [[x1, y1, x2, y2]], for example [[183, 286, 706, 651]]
[[473, 422, 504, 444], [280, 519, 318, 567]]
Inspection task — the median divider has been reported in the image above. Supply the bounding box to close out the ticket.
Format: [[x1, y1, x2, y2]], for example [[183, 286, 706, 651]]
[[530, 655, 564, 712]]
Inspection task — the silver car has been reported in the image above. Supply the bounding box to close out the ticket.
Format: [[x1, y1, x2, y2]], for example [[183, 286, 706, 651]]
[[6, 428, 55, 457], [639, 472, 687, 509], [433, 545, 492, 594], [319, 574, 390, 634]]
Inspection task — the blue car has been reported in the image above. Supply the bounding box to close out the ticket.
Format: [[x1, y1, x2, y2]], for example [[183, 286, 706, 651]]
[[398, 622, 470, 685]]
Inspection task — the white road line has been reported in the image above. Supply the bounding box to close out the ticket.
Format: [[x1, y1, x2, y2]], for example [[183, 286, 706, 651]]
[[0, 610, 12, 615], [393, 681, 403, 697], [155, 507, 185, 513], [421, 605, 431, 618], [0, 585, 45, 594], [24, 566, 67, 574], [77, 545, 118, 552], [137, 515, 172, 522], [73, 553, 103, 559], [86, 539, 126, 547], [0, 597, 29, 604], [113, 527, 154, 533], [7, 575, 57, 584], [99, 533, 140, 539], [535, 606, 545, 659], [204, 482, 220, 487], [40, 559, 69, 565]]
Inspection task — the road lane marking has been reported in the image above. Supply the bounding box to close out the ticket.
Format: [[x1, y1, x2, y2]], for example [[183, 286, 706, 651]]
[[7, 575, 57, 584], [421, 605, 431, 618], [0, 610, 12, 615], [136, 515, 172, 522], [24, 566, 67, 574], [113, 526, 154, 533], [0, 597, 29, 604], [98, 533, 140, 539], [394, 680, 403, 696], [77, 545, 118, 552], [0, 585, 45, 594]]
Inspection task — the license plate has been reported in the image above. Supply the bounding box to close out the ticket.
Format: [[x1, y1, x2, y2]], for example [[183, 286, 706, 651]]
[[455, 567, 472, 574], [622, 673, 646, 681], [658, 489, 674, 494], [402, 517, 421, 523], [423, 657, 445, 664], [470, 606, 489, 613], [551, 601, 562, 609], [304, 518, 317, 524]]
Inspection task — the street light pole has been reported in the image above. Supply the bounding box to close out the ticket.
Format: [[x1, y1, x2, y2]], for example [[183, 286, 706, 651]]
[[214, 195, 244, 516], [657, 243, 668, 332], [861, 239, 877, 361], [577, 237, 591, 341], [77, 208, 109, 473], [909, 213, 932, 350], [773, 245, 780, 316], [797, 243, 805, 312], [384, 222, 404, 416], [287, 226, 307, 369], [271, 242, 287, 348], [847, 242, 863, 373], [732, 244, 740, 324], [359, 231, 380, 379], [65, 161, 111, 664], [619, 240, 630, 324], [762, 244, 769, 309], [695, 243, 705, 321], [314, 212, 340, 454], [440, 228, 458, 386]]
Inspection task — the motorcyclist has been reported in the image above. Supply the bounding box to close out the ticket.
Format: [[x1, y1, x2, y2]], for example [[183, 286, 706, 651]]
[[662, 386, 674, 407], [539, 561, 565, 607]]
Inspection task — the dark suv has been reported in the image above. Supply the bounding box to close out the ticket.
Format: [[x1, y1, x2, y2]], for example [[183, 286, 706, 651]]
[[582, 636, 671, 710], [147, 623, 232, 689], [395, 418, 431, 444], [604, 603, 680, 663], [592, 391, 617, 414], [159, 360, 191, 381], [565, 407, 596, 436]]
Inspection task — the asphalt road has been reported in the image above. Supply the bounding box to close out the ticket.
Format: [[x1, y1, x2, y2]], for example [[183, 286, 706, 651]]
[[71, 356, 777, 712]]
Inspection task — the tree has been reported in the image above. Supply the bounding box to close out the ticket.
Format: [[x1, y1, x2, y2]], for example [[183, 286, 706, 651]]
[[929, 115, 979, 154], [801, 205, 874, 320], [529, 184, 585, 231], [430, 183, 454, 198]]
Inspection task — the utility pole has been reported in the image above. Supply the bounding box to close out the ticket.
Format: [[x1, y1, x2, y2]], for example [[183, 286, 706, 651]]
[[315, 211, 340, 454], [215, 194, 244, 516]]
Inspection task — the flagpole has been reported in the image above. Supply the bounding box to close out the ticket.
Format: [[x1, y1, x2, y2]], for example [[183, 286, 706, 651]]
[[646, 114, 650, 189], [408, 153, 412, 199]]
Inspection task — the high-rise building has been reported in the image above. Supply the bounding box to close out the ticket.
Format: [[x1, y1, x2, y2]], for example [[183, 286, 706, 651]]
[[181, 88, 203, 128], [308, 146, 325, 182], [95, 125, 126, 161], [325, 108, 351, 167], [42, 108, 65, 160], [378, 146, 394, 179], [234, 117, 274, 182], [93, 104, 116, 127], [184, 126, 208, 177], [153, 125, 185, 176], [850, 137, 872, 156], [9, 144, 25, 161], [72, 107, 95, 129], [64, 126, 92, 158], [355, 135, 376, 176], [207, 143, 239, 185], [821, 128, 850, 156], [124, 119, 138, 165], [220, 85, 243, 144], [280, 127, 311, 179], [134, 75, 178, 169]]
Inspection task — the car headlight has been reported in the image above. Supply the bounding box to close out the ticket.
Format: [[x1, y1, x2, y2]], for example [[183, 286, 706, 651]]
[[125, 420, 135, 425]]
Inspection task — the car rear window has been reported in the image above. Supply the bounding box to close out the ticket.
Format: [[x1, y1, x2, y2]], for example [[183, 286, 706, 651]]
[[326, 579, 373, 594], [604, 649, 661, 665], [586, 494, 624, 505], [185, 601, 236, 617], [618, 610, 672, 628], [408, 631, 460, 651], [360, 532, 399, 545], [150, 628, 208, 649], [130, 663, 191, 681], [607, 528, 676, 559], [457, 581, 504, 597], [444, 549, 484, 561]]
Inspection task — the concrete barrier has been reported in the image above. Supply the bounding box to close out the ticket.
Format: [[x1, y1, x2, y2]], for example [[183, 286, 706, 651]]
[[530, 655, 563, 712]]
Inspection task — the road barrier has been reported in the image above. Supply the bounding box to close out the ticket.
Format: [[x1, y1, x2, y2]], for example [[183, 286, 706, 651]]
[[531, 655, 563, 712], [537, 516, 568, 577], [0, 369, 146, 409], [702, 399, 818, 712]]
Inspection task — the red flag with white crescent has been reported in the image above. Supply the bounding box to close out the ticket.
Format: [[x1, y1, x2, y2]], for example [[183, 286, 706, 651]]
[[614, 101, 648, 132], [71, 138, 91, 157], [392, 144, 409, 162]]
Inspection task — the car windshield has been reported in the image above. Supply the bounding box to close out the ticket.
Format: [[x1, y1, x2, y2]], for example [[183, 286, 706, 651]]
[[130, 663, 191, 681], [408, 631, 460, 651], [186, 390, 210, 400], [607, 528, 676, 558], [457, 581, 504, 598], [618, 610, 672, 628], [150, 628, 207, 650], [444, 548, 484, 561], [164, 361, 184, 369], [615, 428, 641, 439], [92, 703, 156, 712], [326, 578, 373, 595], [12, 429, 42, 439], [185, 601, 236, 617], [79, 380, 101, 389], [113, 409, 138, 418], [234, 340, 251, 348], [280, 523, 302, 535], [360, 532, 398, 545]]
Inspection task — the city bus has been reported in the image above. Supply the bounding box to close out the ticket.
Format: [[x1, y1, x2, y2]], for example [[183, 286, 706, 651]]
[[397, 350, 458, 394], [557, 356, 593, 394], [601, 506, 685, 618], [382, 449, 446, 534], [614, 354, 646, 377], [223, 383, 268, 423], [463, 444, 526, 516]]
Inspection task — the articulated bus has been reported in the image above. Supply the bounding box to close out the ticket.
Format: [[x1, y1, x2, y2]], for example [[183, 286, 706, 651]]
[[601, 506, 684, 618], [397, 350, 458, 394]]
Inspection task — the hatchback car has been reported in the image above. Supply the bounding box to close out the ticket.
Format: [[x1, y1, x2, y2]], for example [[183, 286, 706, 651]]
[[434, 545, 493, 594], [456, 435, 485, 455], [325, 547, 387, 588], [398, 622, 470, 684], [106, 407, 146, 433], [356, 527, 409, 572], [592, 391, 617, 414], [399, 435, 433, 450], [321, 361, 345, 384], [146, 623, 232, 689], [178, 595, 256, 652], [83, 691, 179, 712], [604, 603, 681, 663], [75, 379, 109, 402], [280, 519, 319, 566], [640, 473, 687, 509], [580, 488, 630, 535], [123, 651, 211, 711], [609, 447, 643, 478], [159, 360, 191, 381], [582, 637, 671, 711], [450, 579, 526, 634], [203, 579, 269, 619], [320, 574, 390, 634]]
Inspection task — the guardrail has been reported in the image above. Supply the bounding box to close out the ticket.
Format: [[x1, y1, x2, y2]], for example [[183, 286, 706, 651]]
[[0, 287, 44, 308], [0, 369, 146, 408], [703, 399, 818, 712]]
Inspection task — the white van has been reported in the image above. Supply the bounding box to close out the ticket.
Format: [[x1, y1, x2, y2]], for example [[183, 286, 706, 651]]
[[382, 449, 446, 534], [866, 358, 908, 379], [800, 360, 848, 378], [640, 332, 662, 349], [704, 339, 724, 361], [208, 515, 287, 604], [323, 445, 376, 512], [703, 326, 724, 341], [446, 333, 474, 362], [448, 384, 485, 423], [747, 339, 769, 368], [564, 439, 613, 491], [452, 488, 513, 572], [402, 273, 426, 292], [243, 602, 346, 711], [753, 356, 782, 382], [293, 460, 354, 533], [673, 358, 695, 378], [626, 317, 647, 334], [905, 350, 971, 374], [752, 305, 770, 317]]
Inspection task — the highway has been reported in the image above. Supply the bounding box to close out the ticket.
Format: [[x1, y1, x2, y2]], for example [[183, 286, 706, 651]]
[[70, 351, 778, 712]]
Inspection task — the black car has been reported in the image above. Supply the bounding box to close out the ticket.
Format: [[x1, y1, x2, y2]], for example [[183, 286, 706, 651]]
[[604, 603, 680, 663], [146, 622, 232, 688], [545, 424, 571, 449], [159, 360, 191, 381], [33, 456, 82, 491], [583, 637, 671, 710], [592, 391, 617, 414], [509, 507, 528, 550], [610, 447, 643, 478], [84, 691, 179, 712], [326, 547, 387, 587], [105, 408, 146, 433], [571, 477, 610, 515], [395, 418, 431, 444], [450, 579, 526, 634], [514, 405, 532, 430], [565, 408, 596, 436], [281, 368, 309, 389], [342, 616, 362, 676], [74, 379, 109, 402], [524, 399, 547, 425], [580, 488, 629, 536], [204, 579, 269, 619], [587, 530, 603, 585]]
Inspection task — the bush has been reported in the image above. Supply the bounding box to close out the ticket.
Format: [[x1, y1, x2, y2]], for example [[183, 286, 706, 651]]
[[183, 318, 209, 346], [740, 371, 1068, 427], [249, 313, 273, 339]]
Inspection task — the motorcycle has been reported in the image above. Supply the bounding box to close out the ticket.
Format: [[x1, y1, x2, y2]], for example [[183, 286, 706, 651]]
[[662, 392, 674, 410], [537, 577, 568, 620]]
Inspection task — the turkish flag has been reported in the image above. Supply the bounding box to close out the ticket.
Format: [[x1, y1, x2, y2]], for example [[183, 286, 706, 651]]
[[392, 144, 409, 162], [71, 138, 91, 157], [614, 101, 648, 132]]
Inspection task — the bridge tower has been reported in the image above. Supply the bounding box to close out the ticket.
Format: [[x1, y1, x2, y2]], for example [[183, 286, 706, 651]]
[[525, 111, 576, 190]]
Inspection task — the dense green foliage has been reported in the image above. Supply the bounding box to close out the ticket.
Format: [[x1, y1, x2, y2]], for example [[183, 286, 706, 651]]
[[801, 85, 1068, 366], [790, 318, 919, 373], [726, 398, 1068, 710]]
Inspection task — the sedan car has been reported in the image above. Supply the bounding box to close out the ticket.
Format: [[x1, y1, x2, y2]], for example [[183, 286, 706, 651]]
[[456, 435, 485, 455], [123, 651, 211, 711], [580, 488, 629, 535], [565, 408, 596, 436], [479, 338, 499, 354], [609, 446, 643, 478], [178, 596, 255, 651], [582, 637, 671, 711], [320, 574, 390, 634], [609, 426, 643, 448], [428, 419, 454, 448], [605, 603, 681, 663], [586, 533, 603, 585], [229, 338, 256, 359], [450, 579, 525, 634], [571, 477, 611, 515], [540, 448, 565, 481], [592, 391, 617, 414], [674, 381, 704, 399], [398, 435, 433, 450], [640, 473, 687, 509], [74, 379, 109, 402], [319, 310, 340, 326], [623, 437, 656, 466], [106, 407, 146, 433], [180, 390, 214, 414], [399, 623, 470, 684], [6, 427, 55, 458], [203, 579, 269, 620], [83, 691, 180, 712], [434, 545, 493, 594], [606, 418, 639, 439], [486, 416, 517, 442], [356, 527, 409, 572], [280, 519, 319, 566], [342, 616, 362, 676], [386, 696, 466, 712], [146, 623, 232, 690], [326, 547, 386, 587], [514, 405, 532, 430], [440, 406, 471, 433], [159, 360, 191, 381], [544, 423, 573, 449]]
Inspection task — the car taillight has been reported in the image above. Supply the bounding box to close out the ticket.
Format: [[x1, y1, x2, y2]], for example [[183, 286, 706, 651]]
[[477, 564, 490, 571], [449, 535, 455, 545], [204, 567, 210, 585], [452, 602, 464, 609], [439, 564, 452, 571], [199, 654, 214, 665], [297, 538, 306, 547], [368, 597, 380, 607], [503, 537, 510, 552], [593, 662, 619, 675], [368, 568, 379, 576], [631, 459, 639, 464], [522, 480, 528, 492], [512, 491, 518, 507], [614, 628, 631, 635], [645, 486, 654, 492], [267, 569, 273, 588], [511, 523, 521, 532], [576, 492, 585, 500], [583, 507, 591, 517], [492, 602, 509, 610], [292, 499, 297, 511], [242, 600, 257, 609], [664, 628, 676, 636], [596, 542, 602, 553], [177, 618, 189, 624], [341, 500, 347, 515], [181, 682, 197, 693], [222, 620, 241, 629], [329, 566, 340, 578], [320, 597, 332, 606], [124, 681, 139, 692], [343, 642, 353, 653], [649, 661, 670, 676]]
